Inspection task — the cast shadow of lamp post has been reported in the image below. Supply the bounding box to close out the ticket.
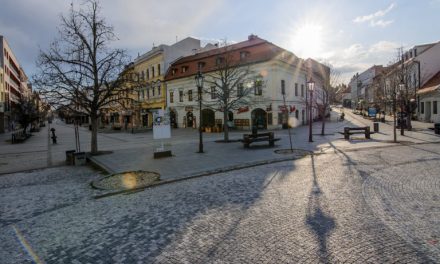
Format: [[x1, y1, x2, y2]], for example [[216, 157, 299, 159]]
[[306, 156, 336, 263]]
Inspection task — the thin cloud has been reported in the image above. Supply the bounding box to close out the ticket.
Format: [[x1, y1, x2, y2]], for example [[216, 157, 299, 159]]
[[353, 3, 395, 27]]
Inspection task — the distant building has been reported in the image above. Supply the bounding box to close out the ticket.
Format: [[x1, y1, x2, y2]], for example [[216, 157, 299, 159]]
[[0, 35, 32, 132], [417, 71, 440, 123]]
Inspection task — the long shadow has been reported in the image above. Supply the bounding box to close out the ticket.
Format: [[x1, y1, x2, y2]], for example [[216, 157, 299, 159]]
[[305, 154, 335, 263]]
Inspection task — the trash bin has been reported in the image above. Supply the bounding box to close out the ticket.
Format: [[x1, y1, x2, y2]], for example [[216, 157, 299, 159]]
[[74, 152, 87, 166], [373, 122, 379, 133], [435, 123, 440, 135], [66, 150, 76, 165]]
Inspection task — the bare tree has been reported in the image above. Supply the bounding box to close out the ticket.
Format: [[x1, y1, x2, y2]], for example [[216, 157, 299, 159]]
[[13, 96, 39, 133], [310, 64, 338, 136], [203, 44, 260, 142], [33, 0, 132, 154]]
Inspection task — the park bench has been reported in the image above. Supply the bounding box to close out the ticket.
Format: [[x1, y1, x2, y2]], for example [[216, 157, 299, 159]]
[[11, 129, 30, 144], [342, 127, 373, 140], [242, 132, 280, 148]]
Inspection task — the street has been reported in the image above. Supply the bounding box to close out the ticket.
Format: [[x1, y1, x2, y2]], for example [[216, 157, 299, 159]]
[[0, 111, 439, 263]]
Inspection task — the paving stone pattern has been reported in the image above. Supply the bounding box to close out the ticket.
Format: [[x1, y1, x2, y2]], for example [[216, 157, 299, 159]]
[[0, 143, 439, 263]]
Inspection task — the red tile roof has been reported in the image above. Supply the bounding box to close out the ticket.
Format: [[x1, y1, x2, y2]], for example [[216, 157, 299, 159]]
[[164, 36, 303, 81]]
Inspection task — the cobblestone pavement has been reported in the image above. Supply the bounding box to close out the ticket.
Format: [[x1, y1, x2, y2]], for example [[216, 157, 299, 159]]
[[0, 142, 439, 263]]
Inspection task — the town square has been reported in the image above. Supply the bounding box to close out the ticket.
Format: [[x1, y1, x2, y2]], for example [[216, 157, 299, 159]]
[[0, 1, 439, 263]]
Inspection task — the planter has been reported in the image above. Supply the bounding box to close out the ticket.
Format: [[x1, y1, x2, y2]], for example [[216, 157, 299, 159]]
[[74, 152, 87, 166], [66, 150, 76, 165]]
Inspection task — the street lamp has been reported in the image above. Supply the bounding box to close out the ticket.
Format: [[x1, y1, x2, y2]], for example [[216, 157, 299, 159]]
[[307, 78, 315, 142], [399, 81, 405, 136], [195, 71, 204, 153]]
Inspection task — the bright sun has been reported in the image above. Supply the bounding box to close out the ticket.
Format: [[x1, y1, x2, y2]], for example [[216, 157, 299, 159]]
[[290, 23, 323, 59]]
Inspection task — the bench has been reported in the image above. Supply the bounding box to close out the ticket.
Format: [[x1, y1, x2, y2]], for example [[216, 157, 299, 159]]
[[342, 127, 372, 140], [11, 129, 30, 144], [242, 132, 280, 148]]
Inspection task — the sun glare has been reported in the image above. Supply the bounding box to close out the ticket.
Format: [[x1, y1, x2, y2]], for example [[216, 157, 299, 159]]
[[290, 23, 323, 59]]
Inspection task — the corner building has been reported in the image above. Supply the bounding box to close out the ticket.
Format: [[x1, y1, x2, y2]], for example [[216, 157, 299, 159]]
[[165, 35, 328, 130]]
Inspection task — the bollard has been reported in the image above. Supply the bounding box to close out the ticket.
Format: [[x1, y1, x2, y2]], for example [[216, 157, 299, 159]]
[[373, 122, 379, 133]]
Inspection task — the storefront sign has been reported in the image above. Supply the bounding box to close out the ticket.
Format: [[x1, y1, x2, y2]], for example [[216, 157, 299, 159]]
[[368, 107, 377, 117], [238, 106, 249, 113]]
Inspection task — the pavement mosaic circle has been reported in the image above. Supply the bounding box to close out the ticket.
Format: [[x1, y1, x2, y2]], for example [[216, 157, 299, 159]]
[[92, 171, 160, 190]]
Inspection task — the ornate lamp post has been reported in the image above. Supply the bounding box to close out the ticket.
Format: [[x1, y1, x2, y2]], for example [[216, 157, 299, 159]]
[[195, 71, 204, 153], [399, 81, 405, 136], [307, 78, 315, 142]]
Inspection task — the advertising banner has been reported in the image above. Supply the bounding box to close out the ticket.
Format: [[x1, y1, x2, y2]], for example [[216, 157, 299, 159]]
[[153, 109, 171, 139]]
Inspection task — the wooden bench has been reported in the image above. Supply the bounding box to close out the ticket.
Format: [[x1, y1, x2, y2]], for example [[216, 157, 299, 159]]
[[342, 127, 372, 140], [242, 132, 280, 148]]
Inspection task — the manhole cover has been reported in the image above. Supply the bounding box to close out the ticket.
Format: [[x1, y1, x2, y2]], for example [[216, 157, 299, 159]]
[[274, 148, 312, 158], [92, 171, 160, 190]]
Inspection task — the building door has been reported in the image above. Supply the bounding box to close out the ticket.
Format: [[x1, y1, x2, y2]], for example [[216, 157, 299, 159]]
[[201, 109, 215, 127], [186, 111, 193, 127], [426, 101, 431, 122], [251, 108, 267, 129], [170, 110, 177, 128]]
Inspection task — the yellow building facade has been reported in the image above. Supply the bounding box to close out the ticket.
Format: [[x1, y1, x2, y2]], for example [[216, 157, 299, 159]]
[[133, 51, 166, 128]]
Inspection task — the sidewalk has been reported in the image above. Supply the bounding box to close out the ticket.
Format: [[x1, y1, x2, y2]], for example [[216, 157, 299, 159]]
[[89, 110, 440, 183]]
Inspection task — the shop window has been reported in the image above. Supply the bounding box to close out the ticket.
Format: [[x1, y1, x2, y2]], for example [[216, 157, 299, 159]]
[[267, 113, 273, 125], [421, 102, 424, 114]]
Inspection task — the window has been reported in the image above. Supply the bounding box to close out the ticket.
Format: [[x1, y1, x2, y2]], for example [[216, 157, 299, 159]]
[[188, 90, 193, 101], [141, 71, 145, 80], [240, 51, 250, 60], [421, 102, 424, 114], [181, 66, 188, 73], [216, 57, 225, 65], [158, 86, 161, 96], [211, 86, 217, 99], [152, 86, 155, 96], [281, 80, 285, 95], [295, 83, 298, 96], [152, 66, 155, 77], [170, 91, 174, 103], [141, 90, 145, 100], [157, 64, 161, 76], [237, 83, 244, 97], [295, 110, 299, 119], [267, 113, 273, 125], [254, 80, 263, 95], [147, 89, 150, 99], [198, 62, 206, 70], [301, 84, 304, 97], [179, 90, 183, 102], [171, 68, 176, 76], [434, 101, 438, 114]]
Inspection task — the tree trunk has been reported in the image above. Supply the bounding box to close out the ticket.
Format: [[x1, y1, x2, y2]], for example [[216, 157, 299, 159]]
[[91, 114, 98, 154], [321, 114, 326, 135], [223, 110, 229, 142]]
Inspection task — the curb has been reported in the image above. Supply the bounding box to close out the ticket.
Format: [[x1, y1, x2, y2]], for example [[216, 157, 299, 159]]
[[92, 153, 310, 200]]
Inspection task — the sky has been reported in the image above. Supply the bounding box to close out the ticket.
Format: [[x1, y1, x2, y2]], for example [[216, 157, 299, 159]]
[[1, 0, 440, 84]]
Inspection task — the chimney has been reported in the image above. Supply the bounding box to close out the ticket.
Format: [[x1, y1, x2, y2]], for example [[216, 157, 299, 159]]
[[248, 34, 258, 41]]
